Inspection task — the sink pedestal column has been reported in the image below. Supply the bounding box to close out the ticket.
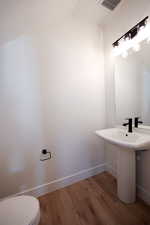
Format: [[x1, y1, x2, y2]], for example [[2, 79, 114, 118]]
[[117, 147, 136, 203]]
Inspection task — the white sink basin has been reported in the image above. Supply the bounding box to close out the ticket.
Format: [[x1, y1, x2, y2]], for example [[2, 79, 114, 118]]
[[96, 127, 150, 204], [96, 127, 150, 150]]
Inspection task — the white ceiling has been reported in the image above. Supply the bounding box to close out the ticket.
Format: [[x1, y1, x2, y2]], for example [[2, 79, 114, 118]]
[[0, 0, 111, 26], [70, 0, 111, 24], [0, 0, 119, 45]]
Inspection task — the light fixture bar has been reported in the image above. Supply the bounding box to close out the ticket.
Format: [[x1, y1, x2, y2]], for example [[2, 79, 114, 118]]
[[112, 16, 148, 47]]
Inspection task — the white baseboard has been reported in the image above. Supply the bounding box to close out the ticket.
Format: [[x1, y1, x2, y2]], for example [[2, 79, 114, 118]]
[[4, 162, 150, 206], [13, 163, 106, 198]]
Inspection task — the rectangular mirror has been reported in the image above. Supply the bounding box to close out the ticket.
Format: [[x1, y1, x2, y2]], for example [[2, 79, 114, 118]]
[[115, 43, 150, 126]]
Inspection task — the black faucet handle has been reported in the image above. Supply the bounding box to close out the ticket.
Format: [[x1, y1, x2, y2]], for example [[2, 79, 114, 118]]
[[139, 121, 143, 124], [134, 117, 143, 128]]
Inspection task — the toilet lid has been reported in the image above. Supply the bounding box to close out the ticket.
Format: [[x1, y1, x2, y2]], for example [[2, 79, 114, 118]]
[[0, 195, 40, 225]]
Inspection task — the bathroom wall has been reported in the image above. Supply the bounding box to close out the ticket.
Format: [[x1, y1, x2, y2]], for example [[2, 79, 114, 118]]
[[0, 0, 106, 198], [103, 0, 150, 203]]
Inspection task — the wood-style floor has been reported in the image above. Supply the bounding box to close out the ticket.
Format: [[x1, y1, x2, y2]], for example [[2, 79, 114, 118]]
[[39, 172, 150, 225]]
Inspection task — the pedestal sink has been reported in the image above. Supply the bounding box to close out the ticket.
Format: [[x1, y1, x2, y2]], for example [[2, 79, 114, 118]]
[[96, 128, 150, 204]]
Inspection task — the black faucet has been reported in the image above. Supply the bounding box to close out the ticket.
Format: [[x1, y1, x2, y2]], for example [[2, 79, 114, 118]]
[[123, 118, 133, 133], [134, 117, 143, 128]]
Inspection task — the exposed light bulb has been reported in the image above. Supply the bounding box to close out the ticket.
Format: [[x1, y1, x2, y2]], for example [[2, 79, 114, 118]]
[[133, 43, 140, 52], [136, 22, 150, 43], [112, 17, 150, 58], [147, 36, 150, 43], [140, 25, 145, 31], [122, 51, 128, 58], [112, 46, 120, 57], [112, 38, 130, 57]]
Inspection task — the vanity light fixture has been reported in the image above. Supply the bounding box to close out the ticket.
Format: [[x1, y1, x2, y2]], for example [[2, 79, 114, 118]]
[[112, 16, 150, 57]]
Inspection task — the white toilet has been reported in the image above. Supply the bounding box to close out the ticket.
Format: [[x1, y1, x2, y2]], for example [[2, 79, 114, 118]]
[[0, 195, 40, 225]]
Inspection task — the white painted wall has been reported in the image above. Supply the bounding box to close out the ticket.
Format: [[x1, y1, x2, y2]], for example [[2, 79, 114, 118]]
[[0, 0, 106, 198], [103, 0, 150, 202]]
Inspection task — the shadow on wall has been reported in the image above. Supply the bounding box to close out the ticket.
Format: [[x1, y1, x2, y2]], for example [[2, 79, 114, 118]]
[[0, 17, 105, 197], [0, 35, 68, 197], [0, 36, 46, 197]]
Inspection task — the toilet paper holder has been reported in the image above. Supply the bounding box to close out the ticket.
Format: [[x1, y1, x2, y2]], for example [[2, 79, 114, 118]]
[[40, 149, 51, 161]]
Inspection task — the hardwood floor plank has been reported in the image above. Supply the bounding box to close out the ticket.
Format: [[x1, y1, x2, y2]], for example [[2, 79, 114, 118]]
[[91, 175, 147, 225], [39, 189, 81, 225], [67, 187, 111, 224], [39, 172, 150, 225]]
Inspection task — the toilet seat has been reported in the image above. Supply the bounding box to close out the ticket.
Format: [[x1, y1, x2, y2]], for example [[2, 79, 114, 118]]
[[0, 195, 40, 225]]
